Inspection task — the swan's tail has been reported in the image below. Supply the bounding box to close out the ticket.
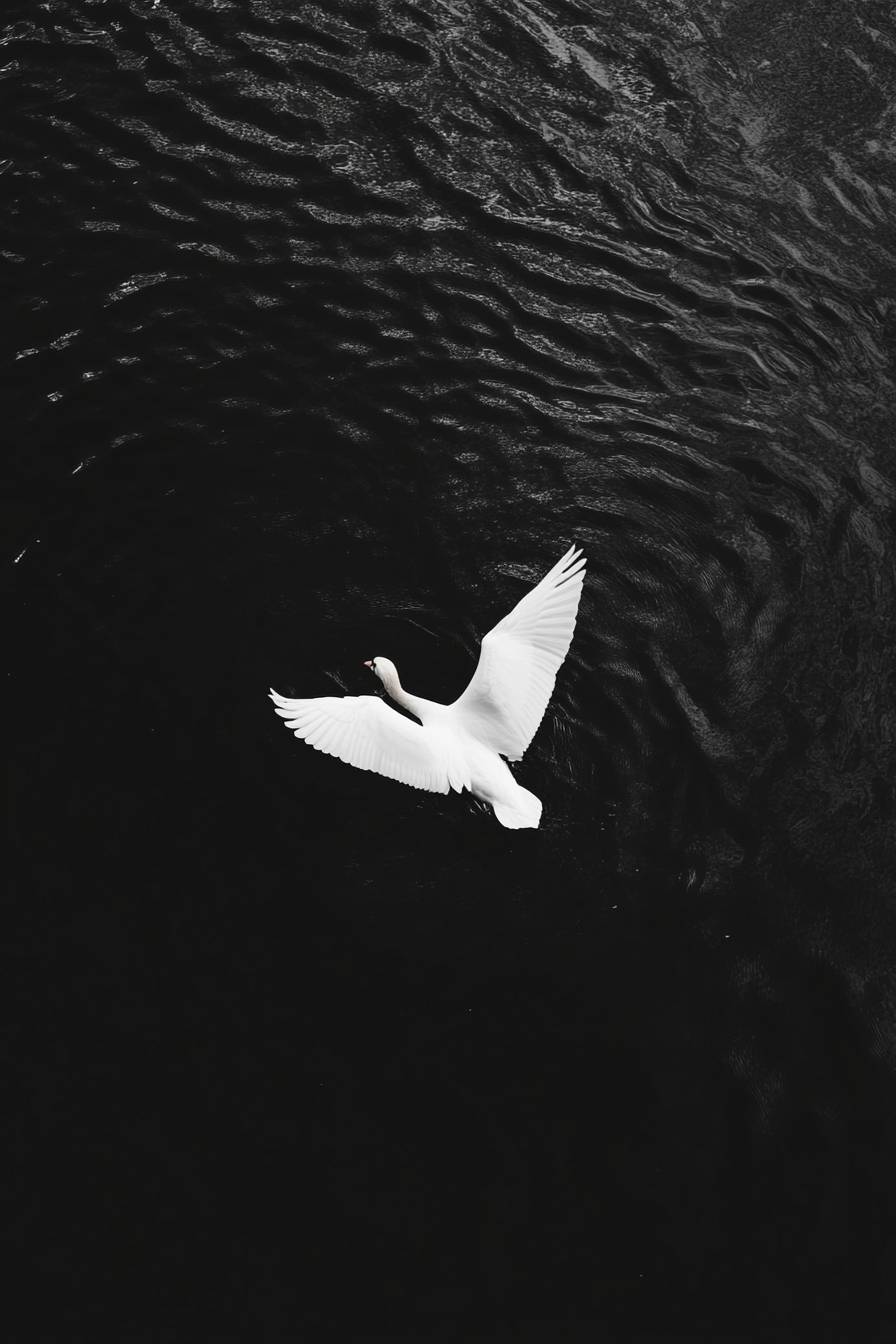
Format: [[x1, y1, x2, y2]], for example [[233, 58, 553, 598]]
[[492, 786, 542, 830]]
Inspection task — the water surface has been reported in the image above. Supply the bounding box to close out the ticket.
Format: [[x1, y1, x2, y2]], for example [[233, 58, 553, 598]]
[[8, 0, 896, 1337]]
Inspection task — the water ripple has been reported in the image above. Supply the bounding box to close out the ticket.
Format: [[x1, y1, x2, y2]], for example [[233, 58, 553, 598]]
[[7, 12, 896, 1278]]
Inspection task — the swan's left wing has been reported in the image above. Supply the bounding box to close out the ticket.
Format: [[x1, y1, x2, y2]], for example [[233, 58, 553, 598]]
[[450, 546, 585, 761], [270, 690, 467, 794]]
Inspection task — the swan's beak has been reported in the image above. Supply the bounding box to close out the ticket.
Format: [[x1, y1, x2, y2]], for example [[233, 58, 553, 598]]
[[363, 661, 373, 669]]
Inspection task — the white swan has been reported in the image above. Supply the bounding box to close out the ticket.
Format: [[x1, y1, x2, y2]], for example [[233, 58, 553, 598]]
[[269, 546, 586, 829]]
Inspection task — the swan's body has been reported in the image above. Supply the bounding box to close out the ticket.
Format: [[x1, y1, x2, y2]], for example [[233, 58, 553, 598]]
[[269, 546, 585, 829]]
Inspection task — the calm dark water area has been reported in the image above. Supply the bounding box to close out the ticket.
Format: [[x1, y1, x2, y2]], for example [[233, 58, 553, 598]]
[[7, 0, 896, 1337]]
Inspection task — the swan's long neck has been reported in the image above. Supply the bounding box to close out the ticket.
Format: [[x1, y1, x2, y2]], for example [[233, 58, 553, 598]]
[[381, 667, 427, 721]]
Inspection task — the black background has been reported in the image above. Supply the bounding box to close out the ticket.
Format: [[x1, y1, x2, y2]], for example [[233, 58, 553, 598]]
[[7, 1, 896, 1339]]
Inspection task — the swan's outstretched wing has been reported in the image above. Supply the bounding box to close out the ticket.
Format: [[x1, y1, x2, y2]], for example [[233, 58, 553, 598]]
[[450, 545, 585, 761], [270, 691, 463, 794]]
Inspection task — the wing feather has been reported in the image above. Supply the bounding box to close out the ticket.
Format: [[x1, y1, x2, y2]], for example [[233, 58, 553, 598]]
[[450, 545, 585, 761], [270, 690, 456, 794]]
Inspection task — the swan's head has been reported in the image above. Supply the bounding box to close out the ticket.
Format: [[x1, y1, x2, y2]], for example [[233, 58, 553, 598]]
[[363, 656, 398, 686]]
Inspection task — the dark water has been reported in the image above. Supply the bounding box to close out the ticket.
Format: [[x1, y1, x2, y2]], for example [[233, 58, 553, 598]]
[[8, 0, 896, 1337]]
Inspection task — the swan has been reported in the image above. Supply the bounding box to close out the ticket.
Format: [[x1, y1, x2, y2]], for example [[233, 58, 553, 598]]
[[269, 546, 585, 829]]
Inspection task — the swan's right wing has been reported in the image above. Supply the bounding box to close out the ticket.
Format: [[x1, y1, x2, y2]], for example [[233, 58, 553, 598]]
[[270, 691, 463, 794], [450, 546, 585, 761]]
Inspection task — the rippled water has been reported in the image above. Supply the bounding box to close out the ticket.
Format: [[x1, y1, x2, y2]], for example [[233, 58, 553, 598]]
[[9, 0, 896, 1336]]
